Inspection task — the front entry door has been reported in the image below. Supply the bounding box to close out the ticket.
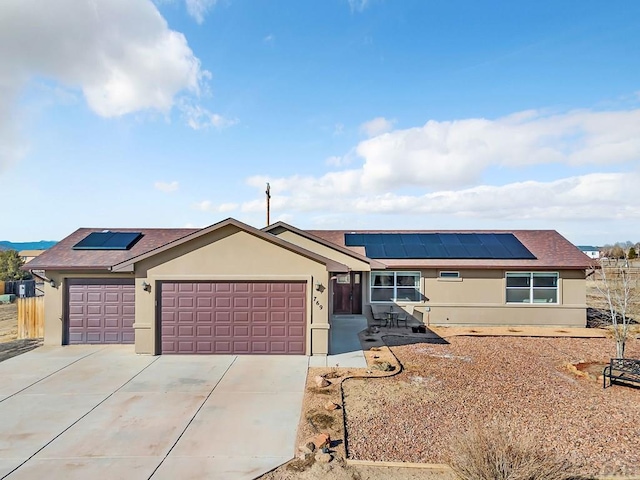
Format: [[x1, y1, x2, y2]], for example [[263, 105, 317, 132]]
[[332, 272, 362, 315]]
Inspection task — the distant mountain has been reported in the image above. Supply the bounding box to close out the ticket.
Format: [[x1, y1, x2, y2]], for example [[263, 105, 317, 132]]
[[0, 240, 58, 251]]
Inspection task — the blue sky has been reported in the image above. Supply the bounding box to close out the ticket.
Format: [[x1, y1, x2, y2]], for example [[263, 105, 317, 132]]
[[1, 0, 639, 245]]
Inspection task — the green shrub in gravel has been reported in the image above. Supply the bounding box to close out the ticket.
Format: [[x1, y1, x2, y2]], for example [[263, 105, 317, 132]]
[[447, 421, 591, 480]]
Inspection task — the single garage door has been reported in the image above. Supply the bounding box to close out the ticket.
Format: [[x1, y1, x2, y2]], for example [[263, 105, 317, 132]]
[[160, 281, 306, 354], [66, 279, 135, 344]]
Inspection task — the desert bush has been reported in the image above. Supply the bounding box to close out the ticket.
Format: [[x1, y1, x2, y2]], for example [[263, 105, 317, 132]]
[[447, 421, 581, 480]]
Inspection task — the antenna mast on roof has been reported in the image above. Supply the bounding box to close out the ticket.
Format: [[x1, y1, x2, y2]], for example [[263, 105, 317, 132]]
[[265, 182, 271, 226]]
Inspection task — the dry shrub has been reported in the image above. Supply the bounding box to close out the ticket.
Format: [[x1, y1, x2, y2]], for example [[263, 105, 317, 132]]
[[447, 421, 582, 480]]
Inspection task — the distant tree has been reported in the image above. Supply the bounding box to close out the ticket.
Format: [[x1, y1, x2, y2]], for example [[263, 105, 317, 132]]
[[591, 257, 638, 358], [611, 245, 625, 259], [629, 247, 637, 260], [0, 250, 31, 281]]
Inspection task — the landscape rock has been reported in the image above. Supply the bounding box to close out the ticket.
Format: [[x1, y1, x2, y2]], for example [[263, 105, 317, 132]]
[[315, 452, 333, 464], [314, 375, 330, 387], [324, 401, 340, 411], [298, 441, 316, 455], [311, 432, 330, 450]]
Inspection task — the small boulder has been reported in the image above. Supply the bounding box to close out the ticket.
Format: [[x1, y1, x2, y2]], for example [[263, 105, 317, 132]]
[[297, 451, 312, 461], [312, 432, 331, 450], [298, 441, 316, 455], [314, 375, 330, 388], [315, 452, 333, 464], [324, 401, 340, 411]]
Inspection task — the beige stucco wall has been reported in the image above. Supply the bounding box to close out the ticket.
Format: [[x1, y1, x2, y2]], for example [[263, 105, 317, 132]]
[[364, 268, 587, 327], [41, 271, 135, 346], [134, 225, 331, 355], [273, 230, 371, 272]]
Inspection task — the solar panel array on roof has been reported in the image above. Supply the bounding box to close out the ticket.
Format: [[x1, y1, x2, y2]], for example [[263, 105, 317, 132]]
[[344, 233, 536, 259], [73, 232, 143, 250]]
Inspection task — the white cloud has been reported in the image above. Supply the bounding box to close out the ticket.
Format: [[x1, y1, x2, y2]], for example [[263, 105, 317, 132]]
[[192, 200, 239, 212], [351, 108, 640, 191], [263, 34, 275, 44], [0, 0, 210, 169], [359, 116, 395, 137], [185, 0, 218, 24], [348, 0, 370, 12], [180, 101, 238, 130], [154, 180, 179, 193], [333, 123, 345, 136], [241, 107, 640, 226], [243, 172, 640, 223]]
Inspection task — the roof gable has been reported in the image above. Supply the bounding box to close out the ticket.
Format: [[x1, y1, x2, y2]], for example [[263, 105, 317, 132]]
[[263, 221, 385, 269], [111, 218, 348, 272]]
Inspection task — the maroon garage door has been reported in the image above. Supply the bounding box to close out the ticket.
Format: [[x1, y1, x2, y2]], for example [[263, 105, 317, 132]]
[[66, 279, 135, 344], [160, 281, 306, 354]]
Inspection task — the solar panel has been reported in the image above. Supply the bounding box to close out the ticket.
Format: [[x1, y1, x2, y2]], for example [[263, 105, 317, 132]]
[[383, 244, 407, 258], [344, 233, 364, 247], [344, 233, 535, 259], [73, 232, 143, 250]]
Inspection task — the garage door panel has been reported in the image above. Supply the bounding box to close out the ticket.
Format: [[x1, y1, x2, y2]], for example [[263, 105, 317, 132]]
[[233, 311, 249, 322], [216, 297, 231, 308], [178, 325, 195, 336], [161, 281, 306, 354], [196, 325, 212, 336], [215, 325, 231, 336], [251, 342, 268, 353], [178, 297, 194, 308], [67, 281, 135, 345], [252, 326, 268, 337], [197, 297, 212, 308], [250, 283, 268, 293], [270, 312, 286, 322], [252, 297, 268, 308], [270, 326, 287, 337], [196, 311, 213, 322], [234, 297, 250, 308]]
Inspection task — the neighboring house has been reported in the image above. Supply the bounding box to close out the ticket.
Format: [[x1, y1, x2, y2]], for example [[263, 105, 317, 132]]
[[24, 218, 591, 357], [577, 245, 600, 260], [18, 250, 46, 264]]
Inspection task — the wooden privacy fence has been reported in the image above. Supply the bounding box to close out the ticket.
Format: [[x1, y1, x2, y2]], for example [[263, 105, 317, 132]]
[[17, 296, 45, 339]]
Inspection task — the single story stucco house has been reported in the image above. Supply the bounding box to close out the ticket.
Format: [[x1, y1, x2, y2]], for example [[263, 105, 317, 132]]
[[24, 218, 591, 356]]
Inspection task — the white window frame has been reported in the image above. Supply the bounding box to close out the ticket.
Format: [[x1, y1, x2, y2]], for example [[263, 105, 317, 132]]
[[505, 272, 559, 304], [370, 271, 421, 303], [438, 270, 462, 282]]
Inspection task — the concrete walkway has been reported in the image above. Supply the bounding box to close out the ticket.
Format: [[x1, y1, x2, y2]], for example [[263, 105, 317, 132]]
[[0, 346, 308, 480], [310, 315, 368, 368]]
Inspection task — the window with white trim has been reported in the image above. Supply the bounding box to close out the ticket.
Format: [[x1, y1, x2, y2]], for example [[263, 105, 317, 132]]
[[439, 271, 460, 278], [506, 272, 558, 304], [370, 271, 420, 302]]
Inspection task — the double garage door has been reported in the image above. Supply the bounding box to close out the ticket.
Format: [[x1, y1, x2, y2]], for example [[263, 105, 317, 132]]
[[160, 281, 307, 354], [66, 279, 307, 355]]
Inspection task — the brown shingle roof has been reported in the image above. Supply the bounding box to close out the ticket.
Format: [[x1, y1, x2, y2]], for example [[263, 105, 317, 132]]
[[305, 229, 591, 270], [24, 228, 198, 271]]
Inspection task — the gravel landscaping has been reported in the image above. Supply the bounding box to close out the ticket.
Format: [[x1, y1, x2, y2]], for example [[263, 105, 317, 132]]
[[343, 335, 640, 478]]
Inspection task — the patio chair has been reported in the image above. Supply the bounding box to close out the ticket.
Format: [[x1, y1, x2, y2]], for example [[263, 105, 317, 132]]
[[396, 310, 408, 328], [369, 304, 387, 327]]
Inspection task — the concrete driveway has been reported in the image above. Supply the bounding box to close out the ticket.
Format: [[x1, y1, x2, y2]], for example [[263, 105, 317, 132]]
[[0, 346, 309, 480]]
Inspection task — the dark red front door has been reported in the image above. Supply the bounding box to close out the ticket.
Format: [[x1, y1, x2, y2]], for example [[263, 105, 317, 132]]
[[332, 272, 362, 315]]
